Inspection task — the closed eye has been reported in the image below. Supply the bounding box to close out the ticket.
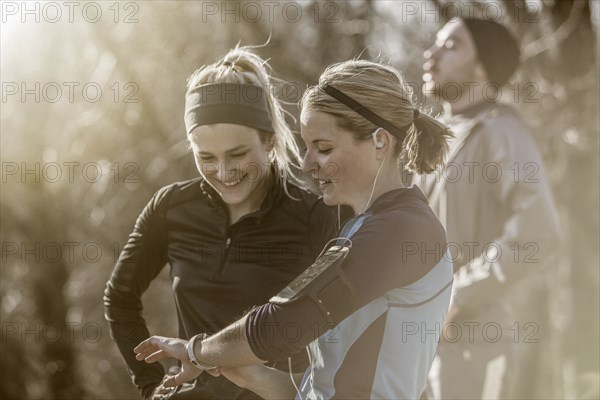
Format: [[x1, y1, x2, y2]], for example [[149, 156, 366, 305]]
[[199, 155, 216, 161]]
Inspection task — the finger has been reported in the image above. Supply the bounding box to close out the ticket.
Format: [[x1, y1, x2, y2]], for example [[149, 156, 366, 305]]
[[136, 338, 170, 360], [167, 366, 181, 375], [163, 373, 185, 388], [145, 349, 170, 363], [163, 368, 201, 388], [135, 346, 159, 361], [162, 375, 177, 388], [134, 336, 164, 354], [134, 337, 154, 354]]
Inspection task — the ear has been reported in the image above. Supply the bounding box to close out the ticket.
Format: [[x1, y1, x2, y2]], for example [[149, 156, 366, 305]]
[[372, 128, 384, 148], [373, 128, 393, 160]]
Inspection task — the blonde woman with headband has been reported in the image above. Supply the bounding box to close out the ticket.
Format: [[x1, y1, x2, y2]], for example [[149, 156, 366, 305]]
[[104, 46, 343, 400], [134, 59, 454, 399]]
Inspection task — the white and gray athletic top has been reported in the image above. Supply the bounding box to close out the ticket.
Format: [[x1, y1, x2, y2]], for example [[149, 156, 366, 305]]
[[246, 186, 453, 399]]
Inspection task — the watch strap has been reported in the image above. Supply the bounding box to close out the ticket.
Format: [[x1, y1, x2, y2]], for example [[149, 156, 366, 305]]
[[186, 333, 217, 371]]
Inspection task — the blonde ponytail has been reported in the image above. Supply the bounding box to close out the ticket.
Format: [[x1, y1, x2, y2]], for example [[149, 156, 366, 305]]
[[401, 113, 452, 174]]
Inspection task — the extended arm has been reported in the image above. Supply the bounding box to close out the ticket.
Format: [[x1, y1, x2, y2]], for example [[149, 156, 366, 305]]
[[134, 315, 262, 384], [134, 315, 299, 399]]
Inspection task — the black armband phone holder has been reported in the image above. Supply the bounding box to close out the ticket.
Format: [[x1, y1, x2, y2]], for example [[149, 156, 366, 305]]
[[270, 245, 356, 325]]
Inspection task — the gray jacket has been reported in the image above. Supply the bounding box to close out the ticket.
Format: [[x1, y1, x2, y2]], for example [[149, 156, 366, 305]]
[[414, 102, 559, 318]]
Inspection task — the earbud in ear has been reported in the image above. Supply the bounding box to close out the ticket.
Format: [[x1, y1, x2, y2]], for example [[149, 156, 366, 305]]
[[372, 128, 384, 149]]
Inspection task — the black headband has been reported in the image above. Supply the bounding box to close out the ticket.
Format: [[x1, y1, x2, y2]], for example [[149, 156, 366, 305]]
[[184, 83, 274, 135], [320, 84, 418, 140]]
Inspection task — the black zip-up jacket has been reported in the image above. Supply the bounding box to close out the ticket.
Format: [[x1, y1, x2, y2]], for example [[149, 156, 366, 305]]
[[103, 176, 341, 399]]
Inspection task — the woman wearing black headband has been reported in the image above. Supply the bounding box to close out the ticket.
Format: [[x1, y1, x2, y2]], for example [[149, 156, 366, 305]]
[[134, 59, 454, 399], [104, 45, 343, 400]]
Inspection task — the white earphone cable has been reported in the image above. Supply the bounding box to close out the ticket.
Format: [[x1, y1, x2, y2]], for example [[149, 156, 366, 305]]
[[363, 127, 387, 214]]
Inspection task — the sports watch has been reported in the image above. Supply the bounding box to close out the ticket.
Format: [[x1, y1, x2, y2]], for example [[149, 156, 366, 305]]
[[186, 333, 218, 371]]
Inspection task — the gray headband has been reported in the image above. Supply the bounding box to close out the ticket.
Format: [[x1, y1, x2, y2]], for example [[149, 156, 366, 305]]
[[184, 83, 274, 135]]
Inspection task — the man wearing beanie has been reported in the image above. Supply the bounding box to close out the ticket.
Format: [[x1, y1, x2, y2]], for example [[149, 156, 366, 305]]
[[416, 17, 560, 399]]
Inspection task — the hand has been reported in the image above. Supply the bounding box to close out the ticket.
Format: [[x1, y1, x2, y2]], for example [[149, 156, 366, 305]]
[[148, 367, 180, 400], [134, 336, 203, 387]]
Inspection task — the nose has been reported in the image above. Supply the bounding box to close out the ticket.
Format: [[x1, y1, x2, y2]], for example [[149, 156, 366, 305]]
[[219, 158, 241, 181], [201, 158, 238, 181], [302, 150, 317, 173]]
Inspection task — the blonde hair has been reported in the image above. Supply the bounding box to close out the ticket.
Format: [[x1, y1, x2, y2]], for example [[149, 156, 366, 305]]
[[301, 60, 451, 174], [186, 44, 305, 194]]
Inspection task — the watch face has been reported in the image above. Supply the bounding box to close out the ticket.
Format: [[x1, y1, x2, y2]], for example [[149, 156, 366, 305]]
[[270, 246, 349, 303]]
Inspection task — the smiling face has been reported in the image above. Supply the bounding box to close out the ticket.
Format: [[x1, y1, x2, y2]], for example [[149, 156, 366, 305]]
[[189, 123, 272, 215], [300, 110, 380, 212], [422, 19, 486, 99]]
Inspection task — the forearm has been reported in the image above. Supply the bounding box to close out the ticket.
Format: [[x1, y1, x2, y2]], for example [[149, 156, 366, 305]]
[[196, 314, 265, 367], [104, 288, 164, 396]]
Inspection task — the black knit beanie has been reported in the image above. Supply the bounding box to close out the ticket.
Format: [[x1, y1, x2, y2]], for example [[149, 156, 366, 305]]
[[462, 18, 521, 85]]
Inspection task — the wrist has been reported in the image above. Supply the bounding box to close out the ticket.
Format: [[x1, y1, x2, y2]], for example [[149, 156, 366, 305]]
[[186, 333, 218, 371]]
